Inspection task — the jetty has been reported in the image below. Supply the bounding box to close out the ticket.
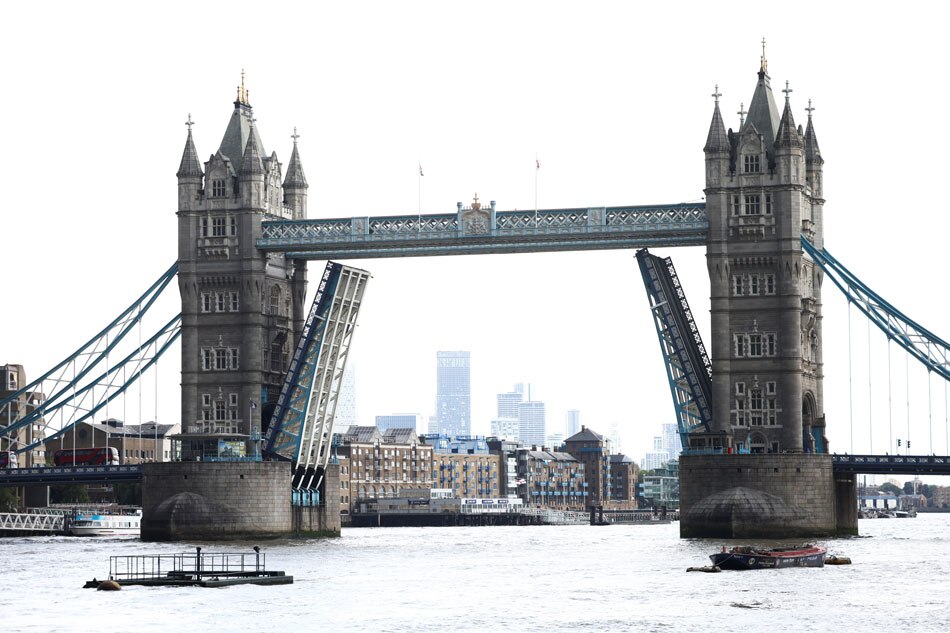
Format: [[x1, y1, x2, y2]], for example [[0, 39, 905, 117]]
[[83, 546, 292, 588]]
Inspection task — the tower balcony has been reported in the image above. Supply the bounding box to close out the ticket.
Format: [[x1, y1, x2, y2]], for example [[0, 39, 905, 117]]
[[729, 213, 775, 239]]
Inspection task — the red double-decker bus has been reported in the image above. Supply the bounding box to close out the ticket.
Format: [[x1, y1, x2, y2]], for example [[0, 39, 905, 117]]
[[53, 447, 120, 467]]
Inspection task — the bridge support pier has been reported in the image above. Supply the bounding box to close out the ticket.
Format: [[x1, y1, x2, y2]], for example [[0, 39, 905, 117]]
[[679, 454, 855, 538], [833, 471, 858, 536], [292, 463, 341, 537], [141, 462, 293, 541]]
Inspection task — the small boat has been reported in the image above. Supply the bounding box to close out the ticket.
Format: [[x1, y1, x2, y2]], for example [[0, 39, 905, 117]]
[[70, 510, 141, 536], [709, 544, 826, 570]]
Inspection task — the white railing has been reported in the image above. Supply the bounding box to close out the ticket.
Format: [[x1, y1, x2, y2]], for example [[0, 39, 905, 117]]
[[0, 512, 65, 532]]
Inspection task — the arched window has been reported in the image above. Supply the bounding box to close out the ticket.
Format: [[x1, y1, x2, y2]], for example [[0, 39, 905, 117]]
[[269, 286, 281, 316]]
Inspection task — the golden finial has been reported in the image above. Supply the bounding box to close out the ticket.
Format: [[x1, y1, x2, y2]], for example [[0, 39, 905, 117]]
[[236, 69, 249, 105], [760, 37, 768, 73], [472, 193, 481, 210]]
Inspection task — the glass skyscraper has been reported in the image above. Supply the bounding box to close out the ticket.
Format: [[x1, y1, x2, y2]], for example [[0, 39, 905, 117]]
[[433, 351, 471, 438]]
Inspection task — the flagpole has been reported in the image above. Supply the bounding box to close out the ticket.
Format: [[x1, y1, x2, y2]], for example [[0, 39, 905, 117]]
[[534, 154, 539, 229], [417, 162, 423, 232]]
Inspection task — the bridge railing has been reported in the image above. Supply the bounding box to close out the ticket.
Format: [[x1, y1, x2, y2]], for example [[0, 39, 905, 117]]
[[258, 204, 709, 254]]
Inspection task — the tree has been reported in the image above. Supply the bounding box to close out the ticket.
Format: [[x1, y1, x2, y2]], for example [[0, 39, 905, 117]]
[[50, 484, 90, 504], [880, 482, 903, 496], [113, 483, 142, 506], [0, 488, 19, 512]]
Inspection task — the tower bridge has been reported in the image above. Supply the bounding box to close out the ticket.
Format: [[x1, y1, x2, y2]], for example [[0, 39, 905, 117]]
[[4, 52, 950, 540]]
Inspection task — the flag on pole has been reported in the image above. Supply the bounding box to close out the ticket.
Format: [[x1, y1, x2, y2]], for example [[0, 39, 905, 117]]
[[536, 158, 540, 170], [419, 163, 424, 177], [250, 400, 257, 410]]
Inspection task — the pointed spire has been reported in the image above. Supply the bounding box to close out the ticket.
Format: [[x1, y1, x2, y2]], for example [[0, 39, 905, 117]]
[[743, 52, 781, 151], [284, 127, 308, 188], [704, 85, 729, 152], [177, 114, 203, 178], [239, 118, 264, 177], [804, 99, 823, 164], [774, 81, 803, 148]]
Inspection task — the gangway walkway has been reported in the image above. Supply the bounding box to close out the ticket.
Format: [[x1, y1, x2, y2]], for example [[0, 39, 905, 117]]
[[0, 510, 66, 534]]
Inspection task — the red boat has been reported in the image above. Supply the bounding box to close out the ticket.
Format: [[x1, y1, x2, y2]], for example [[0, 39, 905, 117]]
[[710, 544, 826, 570]]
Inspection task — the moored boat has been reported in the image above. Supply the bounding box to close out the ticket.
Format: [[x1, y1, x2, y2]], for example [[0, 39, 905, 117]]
[[69, 510, 141, 536], [710, 544, 826, 570]]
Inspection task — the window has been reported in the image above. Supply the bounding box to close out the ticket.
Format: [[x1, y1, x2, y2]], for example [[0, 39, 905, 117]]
[[212, 179, 226, 197], [732, 195, 740, 216], [229, 393, 238, 407], [749, 334, 763, 357], [200, 217, 209, 238], [734, 334, 746, 357], [744, 194, 761, 215], [767, 399, 777, 425], [229, 291, 240, 312], [201, 394, 211, 407], [269, 286, 281, 316], [765, 194, 773, 215], [201, 293, 213, 313], [216, 293, 227, 312], [735, 400, 746, 426], [214, 401, 226, 421], [765, 274, 776, 295], [749, 275, 759, 295], [765, 334, 777, 357], [212, 217, 227, 237], [744, 155, 760, 173], [200, 346, 240, 371], [735, 382, 746, 396], [733, 275, 744, 296]]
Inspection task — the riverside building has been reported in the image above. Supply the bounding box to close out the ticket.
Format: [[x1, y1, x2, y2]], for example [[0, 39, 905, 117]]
[[335, 426, 433, 517]]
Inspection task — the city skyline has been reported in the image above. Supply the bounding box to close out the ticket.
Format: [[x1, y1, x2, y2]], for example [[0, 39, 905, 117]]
[[2, 4, 950, 464]]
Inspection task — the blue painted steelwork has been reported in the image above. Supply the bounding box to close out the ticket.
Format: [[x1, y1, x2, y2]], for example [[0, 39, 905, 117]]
[[0, 464, 142, 486], [1, 264, 181, 452], [258, 203, 707, 259], [831, 454, 950, 475], [802, 237, 950, 381], [263, 262, 343, 467], [636, 249, 712, 451]]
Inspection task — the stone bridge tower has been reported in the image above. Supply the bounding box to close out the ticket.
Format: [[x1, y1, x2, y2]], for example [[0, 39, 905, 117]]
[[175, 78, 309, 460], [703, 50, 826, 455]]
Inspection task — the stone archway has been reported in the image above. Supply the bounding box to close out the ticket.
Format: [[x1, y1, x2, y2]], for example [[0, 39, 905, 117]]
[[802, 393, 817, 453]]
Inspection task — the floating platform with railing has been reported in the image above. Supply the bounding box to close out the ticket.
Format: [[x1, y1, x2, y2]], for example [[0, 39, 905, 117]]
[[83, 547, 292, 588]]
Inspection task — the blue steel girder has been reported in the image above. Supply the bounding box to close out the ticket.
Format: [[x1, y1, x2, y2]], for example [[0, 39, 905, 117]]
[[802, 237, 950, 382], [263, 261, 370, 490], [258, 203, 707, 259], [831, 454, 950, 475], [263, 263, 343, 463], [636, 249, 712, 447]]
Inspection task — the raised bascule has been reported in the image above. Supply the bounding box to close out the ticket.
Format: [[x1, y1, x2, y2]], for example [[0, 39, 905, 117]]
[[4, 52, 950, 540]]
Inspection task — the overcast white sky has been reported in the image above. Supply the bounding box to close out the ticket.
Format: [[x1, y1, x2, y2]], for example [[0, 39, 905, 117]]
[[3, 2, 949, 465]]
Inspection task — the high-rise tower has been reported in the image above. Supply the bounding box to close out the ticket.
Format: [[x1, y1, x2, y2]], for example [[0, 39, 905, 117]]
[[176, 77, 309, 459], [434, 351, 471, 438], [703, 50, 826, 454]]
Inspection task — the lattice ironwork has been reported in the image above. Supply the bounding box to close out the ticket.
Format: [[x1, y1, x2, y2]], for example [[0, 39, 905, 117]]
[[802, 237, 950, 382], [0, 264, 181, 455], [259, 203, 708, 257], [636, 249, 712, 449], [263, 262, 370, 490]]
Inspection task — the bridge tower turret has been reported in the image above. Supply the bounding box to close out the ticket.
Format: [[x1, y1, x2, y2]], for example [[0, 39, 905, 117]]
[[704, 51, 827, 454], [174, 76, 308, 461]]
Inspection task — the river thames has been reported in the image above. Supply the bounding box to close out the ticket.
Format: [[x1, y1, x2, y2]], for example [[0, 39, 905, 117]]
[[4, 515, 949, 632]]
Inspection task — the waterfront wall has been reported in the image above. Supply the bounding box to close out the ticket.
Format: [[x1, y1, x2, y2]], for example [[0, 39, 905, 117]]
[[141, 461, 292, 541], [679, 454, 855, 538], [293, 463, 341, 536]]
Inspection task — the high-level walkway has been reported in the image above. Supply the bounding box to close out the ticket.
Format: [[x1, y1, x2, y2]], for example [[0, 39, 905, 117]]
[[258, 203, 708, 259]]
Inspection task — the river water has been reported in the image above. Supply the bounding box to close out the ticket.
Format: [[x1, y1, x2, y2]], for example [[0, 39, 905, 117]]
[[4, 515, 949, 632]]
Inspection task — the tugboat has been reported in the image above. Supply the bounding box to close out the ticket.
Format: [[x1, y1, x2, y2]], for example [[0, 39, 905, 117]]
[[710, 544, 826, 570]]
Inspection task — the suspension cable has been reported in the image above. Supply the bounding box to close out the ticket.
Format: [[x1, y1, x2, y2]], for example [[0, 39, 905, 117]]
[[865, 319, 874, 455], [928, 369, 933, 455], [906, 353, 911, 455], [848, 302, 854, 454], [888, 338, 893, 453]]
